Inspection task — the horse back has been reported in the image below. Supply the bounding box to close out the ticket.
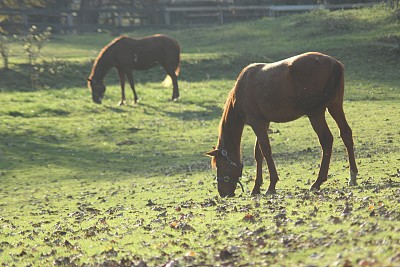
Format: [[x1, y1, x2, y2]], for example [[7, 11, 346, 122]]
[[234, 52, 344, 123], [114, 35, 180, 72]]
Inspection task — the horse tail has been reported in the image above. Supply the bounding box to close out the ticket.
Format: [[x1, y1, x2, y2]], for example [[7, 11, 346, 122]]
[[294, 58, 343, 114], [163, 40, 181, 87], [162, 62, 179, 87], [163, 76, 172, 87], [175, 59, 181, 76]]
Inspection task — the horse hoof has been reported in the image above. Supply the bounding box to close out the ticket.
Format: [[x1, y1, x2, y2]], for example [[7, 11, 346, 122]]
[[310, 185, 320, 192], [348, 180, 358, 186], [265, 189, 276, 196], [348, 170, 358, 186], [251, 189, 261, 195], [118, 100, 125, 106]]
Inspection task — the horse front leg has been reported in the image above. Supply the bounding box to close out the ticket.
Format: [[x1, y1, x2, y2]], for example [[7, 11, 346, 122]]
[[251, 122, 278, 195], [126, 71, 138, 104], [308, 112, 334, 191], [252, 139, 263, 195], [117, 69, 126, 106]]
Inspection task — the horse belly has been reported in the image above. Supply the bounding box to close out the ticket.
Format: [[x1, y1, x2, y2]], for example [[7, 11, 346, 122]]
[[259, 97, 304, 122], [255, 74, 302, 122], [136, 60, 157, 70]]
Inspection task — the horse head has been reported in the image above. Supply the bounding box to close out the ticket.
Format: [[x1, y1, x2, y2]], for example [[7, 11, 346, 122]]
[[206, 148, 243, 197], [88, 79, 106, 104]]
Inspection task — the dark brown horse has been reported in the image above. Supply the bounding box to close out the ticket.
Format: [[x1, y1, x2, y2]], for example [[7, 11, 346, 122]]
[[88, 34, 181, 105], [206, 52, 358, 197]]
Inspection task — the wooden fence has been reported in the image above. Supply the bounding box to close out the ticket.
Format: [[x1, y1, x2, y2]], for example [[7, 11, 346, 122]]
[[0, 8, 151, 33], [0, 3, 378, 33]]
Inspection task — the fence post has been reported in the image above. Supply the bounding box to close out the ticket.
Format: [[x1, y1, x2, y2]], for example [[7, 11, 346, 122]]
[[22, 13, 28, 26], [164, 10, 171, 26], [117, 13, 123, 27], [67, 12, 74, 28]]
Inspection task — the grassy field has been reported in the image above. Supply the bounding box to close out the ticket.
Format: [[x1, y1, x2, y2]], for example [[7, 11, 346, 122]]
[[0, 5, 399, 267]]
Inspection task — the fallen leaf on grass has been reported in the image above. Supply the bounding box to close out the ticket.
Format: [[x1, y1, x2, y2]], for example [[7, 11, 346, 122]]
[[219, 249, 233, 261], [358, 259, 377, 266], [201, 198, 217, 207], [15, 250, 28, 257], [330, 216, 342, 224], [273, 212, 286, 220], [294, 219, 306, 226], [146, 199, 156, 206], [169, 221, 195, 232], [170, 221, 179, 228], [342, 202, 352, 216], [389, 253, 400, 263], [343, 259, 356, 267], [53, 256, 74, 266], [100, 247, 118, 257], [243, 213, 255, 222], [116, 139, 136, 146], [164, 260, 179, 267], [185, 250, 196, 257]]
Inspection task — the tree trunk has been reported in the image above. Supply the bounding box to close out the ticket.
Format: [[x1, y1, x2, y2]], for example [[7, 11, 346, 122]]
[[1, 52, 9, 69], [80, 0, 100, 25]]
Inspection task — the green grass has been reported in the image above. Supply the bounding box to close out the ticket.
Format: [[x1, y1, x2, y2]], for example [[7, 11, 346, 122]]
[[0, 5, 399, 266]]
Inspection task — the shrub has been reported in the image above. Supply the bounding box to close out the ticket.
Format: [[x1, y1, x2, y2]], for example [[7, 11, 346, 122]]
[[22, 25, 52, 88]]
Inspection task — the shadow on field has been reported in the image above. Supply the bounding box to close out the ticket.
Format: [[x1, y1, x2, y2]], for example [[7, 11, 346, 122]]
[[0, 56, 249, 92], [140, 101, 222, 121], [0, 62, 91, 92], [0, 68, 31, 91], [0, 128, 209, 179], [0, 132, 296, 180]]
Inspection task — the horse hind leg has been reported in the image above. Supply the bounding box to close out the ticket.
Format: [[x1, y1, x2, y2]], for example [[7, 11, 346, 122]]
[[328, 104, 358, 186], [170, 73, 179, 101], [160, 58, 179, 101], [162, 64, 179, 101], [308, 111, 334, 191]]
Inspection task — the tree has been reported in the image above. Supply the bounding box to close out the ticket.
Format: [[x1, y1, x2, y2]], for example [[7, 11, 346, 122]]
[[80, 0, 102, 25], [0, 35, 12, 69]]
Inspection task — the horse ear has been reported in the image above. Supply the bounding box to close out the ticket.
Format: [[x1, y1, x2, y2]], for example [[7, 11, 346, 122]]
[[205, 148, 220, 158]]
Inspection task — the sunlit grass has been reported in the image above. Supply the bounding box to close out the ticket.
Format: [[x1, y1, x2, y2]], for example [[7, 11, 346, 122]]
[[0, 5, 399, 266]]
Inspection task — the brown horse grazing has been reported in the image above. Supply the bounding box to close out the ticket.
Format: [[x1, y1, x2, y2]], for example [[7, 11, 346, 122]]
[[206, 52, 358, 197], [88, 34, 181, 105]]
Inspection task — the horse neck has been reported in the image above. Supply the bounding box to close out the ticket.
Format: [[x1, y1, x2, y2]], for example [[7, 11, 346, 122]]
[[89, 51, 113, 82], [218, 102, 244, 164]]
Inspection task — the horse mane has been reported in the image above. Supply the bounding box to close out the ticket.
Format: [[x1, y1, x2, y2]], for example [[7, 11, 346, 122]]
[[219, 66, 249, 135], [211, 68, 248, 169], [88, 36, 127, 81]]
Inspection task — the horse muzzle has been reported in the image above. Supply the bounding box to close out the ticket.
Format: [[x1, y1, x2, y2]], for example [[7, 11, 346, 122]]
[[219, 191, 235, 198], [217, 181, 236, 198], [92, 96, 102, 104]]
